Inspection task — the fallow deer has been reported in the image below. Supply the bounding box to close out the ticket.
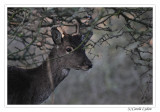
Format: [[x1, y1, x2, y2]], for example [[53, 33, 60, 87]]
[[8, 27, 93, 104]]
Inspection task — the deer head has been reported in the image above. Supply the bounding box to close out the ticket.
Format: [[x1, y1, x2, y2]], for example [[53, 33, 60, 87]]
[[51, 27, 93, 71]]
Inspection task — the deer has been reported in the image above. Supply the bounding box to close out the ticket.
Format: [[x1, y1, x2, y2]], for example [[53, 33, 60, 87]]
[[7, 27, 93, 104]]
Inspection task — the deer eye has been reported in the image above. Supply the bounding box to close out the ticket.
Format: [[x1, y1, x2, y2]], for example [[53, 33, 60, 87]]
[[66, 46, 73, 53]]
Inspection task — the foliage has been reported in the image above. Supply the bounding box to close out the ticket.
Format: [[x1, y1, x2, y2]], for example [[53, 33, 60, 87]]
[[8, 7, 153, 104]]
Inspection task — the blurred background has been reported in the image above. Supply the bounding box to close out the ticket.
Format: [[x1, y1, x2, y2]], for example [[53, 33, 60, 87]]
[[8, 7, 153, 104]]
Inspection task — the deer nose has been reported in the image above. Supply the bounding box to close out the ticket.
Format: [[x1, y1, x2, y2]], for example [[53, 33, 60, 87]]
[[85, 61, 92, 69], [88, 63, 92, 68]]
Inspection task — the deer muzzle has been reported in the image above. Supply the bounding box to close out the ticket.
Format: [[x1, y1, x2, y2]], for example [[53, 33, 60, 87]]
[[79, 58, 92, 71]]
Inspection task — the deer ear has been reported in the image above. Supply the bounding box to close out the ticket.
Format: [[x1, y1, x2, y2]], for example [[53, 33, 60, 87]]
[[51, 27, 63, 45], [81, 31, 93, 45]]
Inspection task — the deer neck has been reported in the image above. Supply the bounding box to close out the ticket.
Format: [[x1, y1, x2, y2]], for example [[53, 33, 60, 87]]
[[38, 48, 70, 90]]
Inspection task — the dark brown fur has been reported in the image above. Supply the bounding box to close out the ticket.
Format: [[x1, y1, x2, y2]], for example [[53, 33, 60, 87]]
[[8, 29, 92, 104]]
